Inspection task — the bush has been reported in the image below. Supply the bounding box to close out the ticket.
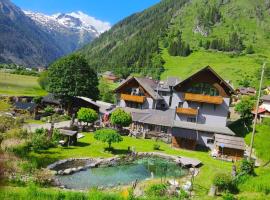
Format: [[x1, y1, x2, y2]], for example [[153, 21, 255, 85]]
[[0, 116, 15, 132], [145, 183, 168, 197], [110, 109, 132, 129], [29, 128, 60, 151], [222, 192, 236, 200], [77, 108, 98, 125], [213, 173, 234, 192], [239, 159, 255, 176], [153, 143, 160, 150], [4, 128, 29, 140]]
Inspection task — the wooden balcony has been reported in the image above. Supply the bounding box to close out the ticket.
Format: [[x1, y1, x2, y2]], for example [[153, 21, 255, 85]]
[[121, 94, 146, 103], [176, 107, 198, 116], [184, 93, 223, 105]]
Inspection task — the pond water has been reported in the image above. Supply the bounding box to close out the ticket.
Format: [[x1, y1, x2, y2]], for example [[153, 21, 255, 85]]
[[56, 157, 188, 190]]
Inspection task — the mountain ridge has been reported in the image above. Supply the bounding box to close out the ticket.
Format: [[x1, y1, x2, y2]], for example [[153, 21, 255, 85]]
[[0, 0, 110, 67]]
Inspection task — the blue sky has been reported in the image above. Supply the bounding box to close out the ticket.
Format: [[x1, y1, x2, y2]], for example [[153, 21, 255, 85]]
[[12, 0, 161, 24]]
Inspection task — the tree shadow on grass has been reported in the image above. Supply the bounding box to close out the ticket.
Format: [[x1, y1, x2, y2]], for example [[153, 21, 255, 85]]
[[107, 148, 130, 155], [76, 142, 90, 147]]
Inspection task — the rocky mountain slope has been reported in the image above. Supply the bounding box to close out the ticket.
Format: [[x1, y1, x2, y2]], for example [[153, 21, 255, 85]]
[[0, 0, 110, 66]]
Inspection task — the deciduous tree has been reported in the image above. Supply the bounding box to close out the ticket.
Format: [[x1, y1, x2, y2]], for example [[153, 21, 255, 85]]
[[47, 54, 99, 107], [94, 128, 123, 149]]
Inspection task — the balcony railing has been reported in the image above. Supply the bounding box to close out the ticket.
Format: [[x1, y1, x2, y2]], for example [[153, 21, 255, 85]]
[[184, 93, 223, 105], [176, 107, 198, 116], [121, 94, 146, 103]]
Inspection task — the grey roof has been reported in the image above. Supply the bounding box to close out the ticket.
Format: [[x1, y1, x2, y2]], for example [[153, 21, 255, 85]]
[[59, 129, 78, 136], [14, 102, 36, 112], [135, 77, 163, 100], [173, 120, 235, 136], [261, 95, 270, 101], [96, 101, 115, 114], [122, 107, 175, 127], [76, 97, 100, 108], [237, 87, 256, 95], [115, 76, 163, 100], [215, 134, 245, 150], [166, 77, 181, 87]]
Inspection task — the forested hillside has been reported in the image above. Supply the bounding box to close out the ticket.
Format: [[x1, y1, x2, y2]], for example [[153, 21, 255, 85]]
[[80, 0, 270, 86]]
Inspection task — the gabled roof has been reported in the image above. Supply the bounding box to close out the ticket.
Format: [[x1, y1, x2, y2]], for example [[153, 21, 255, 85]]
[[76, 97, 100, 108], [215, 134, 245, 150], [174, 66, 235, 96], [114, 76, 163, 100]]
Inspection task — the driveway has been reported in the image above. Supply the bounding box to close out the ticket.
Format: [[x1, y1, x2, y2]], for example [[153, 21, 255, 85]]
[[24, 120, 71, 132]]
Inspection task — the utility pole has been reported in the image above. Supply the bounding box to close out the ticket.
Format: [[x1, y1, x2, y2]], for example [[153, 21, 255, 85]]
[[249, 63, 266, 160]]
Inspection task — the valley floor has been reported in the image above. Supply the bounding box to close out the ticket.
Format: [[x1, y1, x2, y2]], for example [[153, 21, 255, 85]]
[[0, 72, 47, 96]]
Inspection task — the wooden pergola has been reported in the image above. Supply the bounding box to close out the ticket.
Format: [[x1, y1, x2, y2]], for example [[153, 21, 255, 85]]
[[59, 129, 78, 146]]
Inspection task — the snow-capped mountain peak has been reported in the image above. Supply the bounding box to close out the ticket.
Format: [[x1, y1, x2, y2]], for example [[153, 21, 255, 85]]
[[24, 10, 111, 35], [68, 11, 111, 34]]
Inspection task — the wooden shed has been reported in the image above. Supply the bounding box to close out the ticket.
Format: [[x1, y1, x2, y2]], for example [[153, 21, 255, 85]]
[[214, 134, 245, 160]]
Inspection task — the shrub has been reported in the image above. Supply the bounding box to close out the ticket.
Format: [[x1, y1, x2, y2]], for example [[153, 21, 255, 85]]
[[5, 128, 29, 139], [222, 192, 236, 200], [239, 159, 255, 176], [29, 128, 59, 151], [77, 108, 98, 125], [213, 173, 234, 192], [94, 128, 123, 149], [145, 183, 168, 197], [153, 143, 160, 150], [178, 189, 189, 199], [0, 116, 15, 132], [33, 169, 54, 186], [110, 109, 132, 129]]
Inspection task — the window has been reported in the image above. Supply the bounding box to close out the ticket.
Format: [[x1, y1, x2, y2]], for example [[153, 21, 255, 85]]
[[187, 83, 219, 96], [187, 117, 196, 123], [161, 126, 168, 133], [148, 124, 155, 131], [178, 102, 183, 108], [207, 139, 214, 144]]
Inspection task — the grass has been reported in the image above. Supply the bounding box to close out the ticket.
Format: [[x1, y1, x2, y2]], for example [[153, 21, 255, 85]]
[[160, 0, 270, 87], [0, 185, 123, 200], [230, 119, 270, 197], [0, 100, 11, 111], [29, 133, 232, 198], [0, 72, 47, 96], [161, 49, 266, 87]]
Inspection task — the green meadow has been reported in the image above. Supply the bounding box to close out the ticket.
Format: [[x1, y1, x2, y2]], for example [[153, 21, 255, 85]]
[[161, 49, 268, 87], [0, 72, 47, 96]]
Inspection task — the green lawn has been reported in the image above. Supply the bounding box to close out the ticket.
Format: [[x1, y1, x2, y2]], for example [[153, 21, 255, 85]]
[[0, 72, 47, 96], [30, 134, 232, 198]]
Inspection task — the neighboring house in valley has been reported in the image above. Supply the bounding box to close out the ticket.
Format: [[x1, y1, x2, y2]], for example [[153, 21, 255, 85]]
[[253, 94, 270, 121], [114, 66, 245, 160], [102, 71, 119, 83], [235, 87, 256, 96]]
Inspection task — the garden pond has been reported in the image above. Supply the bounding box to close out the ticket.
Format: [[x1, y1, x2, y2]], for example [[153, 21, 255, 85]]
[[56, 157, 188, 190]]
